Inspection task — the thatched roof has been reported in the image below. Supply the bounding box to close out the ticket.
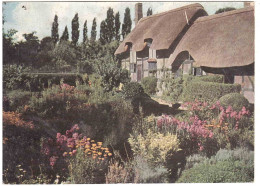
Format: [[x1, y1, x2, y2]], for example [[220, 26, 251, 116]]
[[168, 6, 254, 69], [115, 3, 207, 55]]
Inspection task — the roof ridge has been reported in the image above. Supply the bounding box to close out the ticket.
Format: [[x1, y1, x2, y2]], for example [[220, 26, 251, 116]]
[[139, 3, 204, 23], [195, 6, 254, 23]]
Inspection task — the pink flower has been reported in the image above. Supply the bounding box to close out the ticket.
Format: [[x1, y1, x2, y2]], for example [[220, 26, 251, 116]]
[[56, 133, 61, 139], [226, 106, 232, 114], [230, 111, 237, 118]]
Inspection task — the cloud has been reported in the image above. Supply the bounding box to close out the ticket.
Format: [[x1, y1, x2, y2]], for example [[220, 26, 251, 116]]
[[3, 1, 244, 42]]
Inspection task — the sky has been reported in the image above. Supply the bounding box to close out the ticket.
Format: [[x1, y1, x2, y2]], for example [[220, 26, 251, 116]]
[[2, 1, 244, 42]]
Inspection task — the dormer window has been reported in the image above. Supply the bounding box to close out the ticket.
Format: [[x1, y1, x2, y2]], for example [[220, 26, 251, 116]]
[[145, 38, 156, 59]]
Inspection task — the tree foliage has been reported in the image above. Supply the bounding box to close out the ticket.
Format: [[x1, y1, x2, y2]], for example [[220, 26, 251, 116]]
[[60, 26, 69, 41], [3, 29, 18, 64], [51, 15, 59, 44], [71, 13, 80, 46], [83, 20, 88, 43], [215, 7, 236, 14], [115, 12, 121, 41], [91, 18, 97, 41], [105, 7, 115, 43], [147, 8, 153, 16], [122, 7, 132, 39], [99, 20, 107, 45]]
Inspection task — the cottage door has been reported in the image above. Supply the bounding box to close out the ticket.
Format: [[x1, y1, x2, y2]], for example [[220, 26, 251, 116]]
[[137, 64, 142, 82]]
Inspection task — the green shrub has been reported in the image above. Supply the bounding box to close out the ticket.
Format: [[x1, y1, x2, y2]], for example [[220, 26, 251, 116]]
[[5, 90, 32, 112], [3, 65, 31, 91], [161, 76, 184, 102], [195, 75, 224, 83], [132, 156, 169, 183], [141, 76, 157, 95], [177, 160, 254, 183], [178, 148, 254, 183], [122, 82, 145, 99], [182, 80, 241, 103], [219, 93, 250, 111]]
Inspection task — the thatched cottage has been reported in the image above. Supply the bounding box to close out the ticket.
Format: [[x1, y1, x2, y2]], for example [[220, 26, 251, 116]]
[[115, 3, 208, 82], [168, 6, 254, 102]]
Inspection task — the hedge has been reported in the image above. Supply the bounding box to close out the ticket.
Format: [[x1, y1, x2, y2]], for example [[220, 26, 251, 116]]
[[182, 80, 241, 103], [23, 73, 85, 91], [195, 75, 224, 83]]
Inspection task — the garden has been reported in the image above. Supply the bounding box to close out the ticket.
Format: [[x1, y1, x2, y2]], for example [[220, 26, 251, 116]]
[[2, 3, 254, 183], [3, 65, 254, 183]]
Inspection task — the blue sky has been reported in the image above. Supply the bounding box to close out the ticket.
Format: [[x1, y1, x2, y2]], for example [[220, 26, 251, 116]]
[[2, 1, 244, 42]]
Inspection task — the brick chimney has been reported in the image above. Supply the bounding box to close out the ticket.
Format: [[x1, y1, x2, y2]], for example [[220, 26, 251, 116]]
[[135, 3, 143, 26], [244, 1, 254, 7]]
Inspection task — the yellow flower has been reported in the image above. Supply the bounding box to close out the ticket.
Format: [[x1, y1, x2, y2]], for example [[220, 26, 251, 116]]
[[88, 152, 91, 155], [91, 140, 95, 142], [69, 152, 72, 155], [87, 138, 91, 141], [105, 150, 110, 153], [97, 142, 102, 146], [92, 143, 97, 147], [108, 153, 112, 156], [104, 154, 107, 157], [85, 145, 90, 149], [64, 152, 68, 155], [98, 152, 102, 156]]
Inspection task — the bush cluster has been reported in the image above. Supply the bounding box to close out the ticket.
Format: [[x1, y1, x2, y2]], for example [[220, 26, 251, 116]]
[[219, 93, 250, 111], [141, 76, 157, 95]]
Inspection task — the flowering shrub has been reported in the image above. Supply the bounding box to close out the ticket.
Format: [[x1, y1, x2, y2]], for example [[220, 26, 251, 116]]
[[3, 111, 34, 129], [42, 124, 112, 167], [41, 124, 112, 183], [128, 129, 180, 166], [156, 100, 253, 154]]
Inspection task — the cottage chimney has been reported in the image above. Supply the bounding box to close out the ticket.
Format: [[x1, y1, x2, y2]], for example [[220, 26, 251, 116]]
[[135, 3, 143, 26], [244, 1, 254, 7]]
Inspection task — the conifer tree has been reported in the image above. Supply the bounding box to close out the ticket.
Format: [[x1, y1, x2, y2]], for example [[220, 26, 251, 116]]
[[83, 20, 88, 43], [105, 7, 115, 43], [115, 12, 121, 41], [122, 7, 132, 39], [90, 18, 97, 41], [99, 20, 107, 45], [51, 14, 59, 44], [71, 13, 79, 46], [60, 26, 69, 41], [147, 8, 153, 16]]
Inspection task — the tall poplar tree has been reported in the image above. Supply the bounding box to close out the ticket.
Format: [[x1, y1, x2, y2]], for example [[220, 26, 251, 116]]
[[83, 20, 88, 43], [71, 13, 79, 46], [105, 7, 115, 43], [51, 14, 59, 44], [90, 18, 97, 41], [60, 26, 69, 41], [115, 12, 121, 41], [99, 20, 107, 45], [122, 7, 132, 39]]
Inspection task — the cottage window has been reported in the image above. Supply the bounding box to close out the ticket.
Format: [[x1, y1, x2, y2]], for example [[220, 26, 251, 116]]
[[148, 62, 157, 71], [130, 63, 136, 73], [193, 67, 202, 76]]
